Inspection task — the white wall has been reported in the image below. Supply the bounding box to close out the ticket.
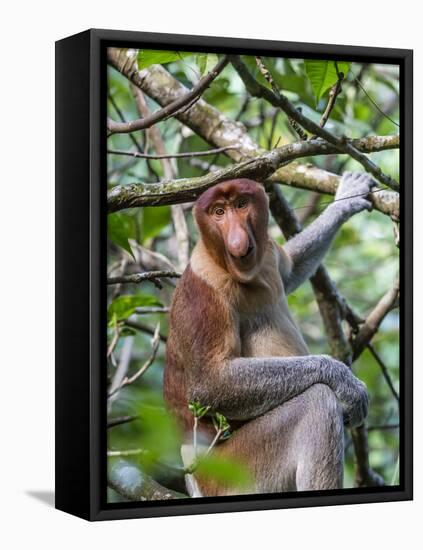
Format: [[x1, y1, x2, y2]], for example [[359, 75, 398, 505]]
[[0, 1, 420, 548]]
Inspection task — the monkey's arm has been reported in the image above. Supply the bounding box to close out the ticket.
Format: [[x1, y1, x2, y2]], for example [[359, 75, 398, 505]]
[[191, 354, 368, 427], [171, 266, 367, 430], [280, 172, 375, 294]]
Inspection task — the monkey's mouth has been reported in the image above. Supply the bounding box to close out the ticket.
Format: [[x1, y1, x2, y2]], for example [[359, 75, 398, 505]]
[[230, 245, 255, 262], [240, 245, 254, 259]]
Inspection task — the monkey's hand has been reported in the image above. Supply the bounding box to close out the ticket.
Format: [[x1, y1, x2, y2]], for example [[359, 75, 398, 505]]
[[333, 172, 376, 217], [325, 357, 369, 428]]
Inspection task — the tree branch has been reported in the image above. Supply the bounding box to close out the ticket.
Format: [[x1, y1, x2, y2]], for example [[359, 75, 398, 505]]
[[108, 323, 160, 398], [351, 425, 385, 487], [107, 270, 181, 285], [353, 280, 400, 359], [318, 62, 344, 129], [107, 415, 138, 429], [107, 50, 399, 219], [108, 460, 186, 500], [108, 145, 241, 160], [124, 319, 167, 343], [107, 53, 228, 135], [130, 83, 191, 271], [367, 343, 400, 403], [230, 55, 399, 192], [107, 136, 399, 214]]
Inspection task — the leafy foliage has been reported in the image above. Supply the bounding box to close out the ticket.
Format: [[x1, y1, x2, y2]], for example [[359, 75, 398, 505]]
[[107, 50, 400, 499], [108, 212, 135, 260], [137, 50, 192, 70], [108, 294, 162, 324], [304, 60, 351, 102]]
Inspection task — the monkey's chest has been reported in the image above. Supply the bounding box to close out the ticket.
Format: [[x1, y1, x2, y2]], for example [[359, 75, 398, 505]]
[[239, 302, 309, 358]]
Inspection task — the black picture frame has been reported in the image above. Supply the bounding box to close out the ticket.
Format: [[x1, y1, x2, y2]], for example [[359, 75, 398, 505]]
[[55, 28, 413, 521]]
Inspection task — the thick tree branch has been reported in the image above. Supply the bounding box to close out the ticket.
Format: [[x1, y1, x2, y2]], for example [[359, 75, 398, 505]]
[[107, 53, 228, 135], [351, 426, 385, 487], [107, 136, 399, 214], [108, 460, 186, 500], [230, 55, 399, 192], [107, 50, 399, 219]]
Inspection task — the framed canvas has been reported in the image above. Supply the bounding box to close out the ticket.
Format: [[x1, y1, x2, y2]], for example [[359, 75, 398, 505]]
[[55, 28, 413, 521]]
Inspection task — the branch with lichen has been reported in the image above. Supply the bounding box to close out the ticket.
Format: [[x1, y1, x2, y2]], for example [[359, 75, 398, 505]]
[[107, 49, 399, 220], [107, 52, 228, 135], [107, 136, 399, 216], [231, 55, 399, 192]]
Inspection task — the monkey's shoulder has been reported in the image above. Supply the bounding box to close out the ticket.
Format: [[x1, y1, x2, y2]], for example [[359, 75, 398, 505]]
[[169, 265, 236, 355]]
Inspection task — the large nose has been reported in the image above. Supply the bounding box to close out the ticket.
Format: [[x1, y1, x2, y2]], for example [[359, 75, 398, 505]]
[[226, 216, 249, 258]]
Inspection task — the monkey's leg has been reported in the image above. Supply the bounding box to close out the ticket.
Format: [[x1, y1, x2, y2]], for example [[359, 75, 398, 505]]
[[196, 384, 344, 496]]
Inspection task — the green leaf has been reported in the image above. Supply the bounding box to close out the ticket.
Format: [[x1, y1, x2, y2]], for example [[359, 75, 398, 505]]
[[141, 206, 171, 243], [188, 400, 211, 419], [108, 213, 136, 260], [304, 60, 351, 103], [212, 412, 230, 432], [196, 455, 253, 489], [107, 294, 162, 324], [137, 50, 192, 70], [196, 53, 219, 76]]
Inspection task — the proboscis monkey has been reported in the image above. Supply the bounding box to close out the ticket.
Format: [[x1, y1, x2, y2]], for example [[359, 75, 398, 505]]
[[164, 173, 373, 496]]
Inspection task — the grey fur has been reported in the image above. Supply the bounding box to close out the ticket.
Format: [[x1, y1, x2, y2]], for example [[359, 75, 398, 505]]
[[283, 172, 376, 294], [192, 353, 368, 428]]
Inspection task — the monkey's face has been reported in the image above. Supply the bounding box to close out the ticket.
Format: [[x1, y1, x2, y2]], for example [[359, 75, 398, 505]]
[[194, 179, 269, 283]]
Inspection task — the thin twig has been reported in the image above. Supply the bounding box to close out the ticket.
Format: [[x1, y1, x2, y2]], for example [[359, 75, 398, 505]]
[[107, 415, 138, 429], [318, 66, 344, 129], [134, 306, 170, 315], [124, 319, 167, 343], [353, 73, 400, 128], [353, 280, 400, 359], [367, 423, 399, 432], [108, 337, 134, 404], [107, 324, 121, 358], [108, 145, 240, 160], [107, 270, 181, 285], [108, 323, 160, 398], [367, 343, 400, 403], [131, 84, 190, 270]]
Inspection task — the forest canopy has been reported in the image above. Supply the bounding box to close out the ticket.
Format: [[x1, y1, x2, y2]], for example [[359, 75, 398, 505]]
[[106, 49, 400, 501]]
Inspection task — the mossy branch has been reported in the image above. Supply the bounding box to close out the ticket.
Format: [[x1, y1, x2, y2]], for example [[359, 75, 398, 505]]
[[108, 136, 399, 216]]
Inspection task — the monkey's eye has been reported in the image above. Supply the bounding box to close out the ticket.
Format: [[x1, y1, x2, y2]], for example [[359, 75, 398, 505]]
[[213, 206, 225, 217], [237, 198, 248, 209]]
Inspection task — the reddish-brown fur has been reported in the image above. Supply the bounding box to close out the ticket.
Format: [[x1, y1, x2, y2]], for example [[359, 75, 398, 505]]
[[164, 179, 270, 437], [164, 264, 238, 437]]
